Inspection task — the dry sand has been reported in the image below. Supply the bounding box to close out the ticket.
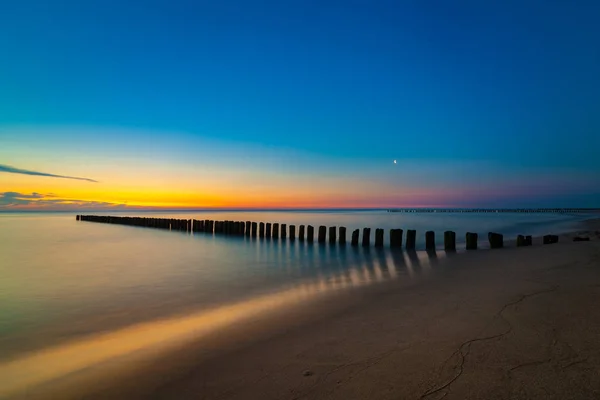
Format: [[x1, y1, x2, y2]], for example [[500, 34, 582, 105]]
[[7, 220, 600, 400]]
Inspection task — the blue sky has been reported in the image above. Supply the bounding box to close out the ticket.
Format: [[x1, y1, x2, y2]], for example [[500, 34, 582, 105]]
[[1, 0, 599, 208]]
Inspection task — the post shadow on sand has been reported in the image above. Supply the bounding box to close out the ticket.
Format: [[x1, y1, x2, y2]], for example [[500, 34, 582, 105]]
[[426, 249, 440, 268], [360, 247, 378, 280], [374, 248, 391, 280], [405, 249, 422, 274], [390, 248, 407, 273]]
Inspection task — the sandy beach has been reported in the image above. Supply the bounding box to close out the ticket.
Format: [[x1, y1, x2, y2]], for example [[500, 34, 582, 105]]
[[5, 220, 600, 400]]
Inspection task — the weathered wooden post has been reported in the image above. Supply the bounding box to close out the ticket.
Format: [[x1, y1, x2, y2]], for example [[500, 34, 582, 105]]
[[375, 228, 384, 248], [307, 225, 314, 242], [329, 226, 336, 244], [318, 226, 327, 243], [251, 222, 257, 236], [299, 225, 305, 241], [543, 235, 559, 244], [466, 232, 478, 250], [406, 229, 416, 250], [76, 215, 80, 221], [289, 225, 296, 240], [259, 222, 265, 238], [266, 223, 272, 238], [362, 228, 371, 247], [339, 226, 347, 245], [517, 235, 526, 247], [488, 232, 504, 249], [245, 221, 251, 236], [281, 224, 287, 239], [525, 235, 532, 246], [390, 229, 403, 248], [273, 223, 279, 238], [351, 229, 359, 246], [425, 231, 435, 250], [444, 231, 456, 251]]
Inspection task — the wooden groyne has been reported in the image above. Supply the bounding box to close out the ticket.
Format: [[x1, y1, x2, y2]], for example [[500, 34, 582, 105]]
[[76, 215, 573, 251]]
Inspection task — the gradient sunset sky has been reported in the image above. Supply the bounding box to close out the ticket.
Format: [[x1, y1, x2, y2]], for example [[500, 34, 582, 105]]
[[1, 1, 599, 210]]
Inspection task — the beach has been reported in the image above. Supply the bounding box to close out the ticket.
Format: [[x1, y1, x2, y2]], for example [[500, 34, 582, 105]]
[[3, 219, 599, 399]]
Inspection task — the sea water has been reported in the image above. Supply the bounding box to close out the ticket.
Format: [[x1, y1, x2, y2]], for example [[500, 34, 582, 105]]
[[0, 210, 590, 362]]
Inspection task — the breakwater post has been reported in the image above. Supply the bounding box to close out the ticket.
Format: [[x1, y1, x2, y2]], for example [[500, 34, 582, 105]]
[[351, 229, 359, 246], [375, 228, 384, 248], [329, 226, 337, 244], [406, 229, 416, 250], [489, 232, 504, 249], [299, 225, 305, 241], [281, 224, 287, 239], [318, 226, 327, 243], [273, 223, 280, 239], [266, 223, 272, 238], [289, 225, 296, 240], [307, 225, 314, 242], [390, 229, 403, 248], [543, 235, 559, 244], [466, 232, 478, 250], [339, 226, 347, 245], [444, 231, 456, 251], [425, 231, 435, 251], [362, 228, 371, 247]]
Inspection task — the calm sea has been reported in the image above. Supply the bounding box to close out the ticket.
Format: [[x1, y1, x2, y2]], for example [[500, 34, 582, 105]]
[[0, 210, 591, 372]]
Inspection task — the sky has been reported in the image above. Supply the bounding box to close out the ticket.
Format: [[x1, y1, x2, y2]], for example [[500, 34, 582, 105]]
[[1, 0, 599, 210]]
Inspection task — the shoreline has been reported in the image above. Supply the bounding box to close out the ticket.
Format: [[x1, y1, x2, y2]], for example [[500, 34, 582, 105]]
[[6, 219, 600, 399]]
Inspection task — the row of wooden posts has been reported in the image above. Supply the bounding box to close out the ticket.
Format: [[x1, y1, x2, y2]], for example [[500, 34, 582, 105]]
[[76, 215, 560, 250]]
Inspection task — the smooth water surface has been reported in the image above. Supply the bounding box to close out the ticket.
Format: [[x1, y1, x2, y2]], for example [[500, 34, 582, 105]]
[[0, 210, 589, 365]]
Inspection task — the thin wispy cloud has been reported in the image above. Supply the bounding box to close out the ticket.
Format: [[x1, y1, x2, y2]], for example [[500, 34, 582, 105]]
[[0, 192, 126, 210], [0, 164, 98, 183]]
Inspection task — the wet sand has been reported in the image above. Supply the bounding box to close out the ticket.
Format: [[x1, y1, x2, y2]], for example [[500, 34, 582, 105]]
[[6, 220, 600, 400]]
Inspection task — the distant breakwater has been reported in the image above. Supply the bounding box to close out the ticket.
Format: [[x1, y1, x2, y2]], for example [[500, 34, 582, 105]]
[[386, 208, 598, 213], [76, 215, 577, 251]]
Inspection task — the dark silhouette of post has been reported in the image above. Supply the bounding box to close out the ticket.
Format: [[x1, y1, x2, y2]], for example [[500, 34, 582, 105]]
[[273, 223, 279, 238], [259, 222, 265, 238], [246, 221, 251, 236], [488, 232, 504, 248], [307, 225, 314, 242], [525, 235, 532, 246], [390, 229, 403, 248], [375, 228, 384, 248], [289, 225, 296, 240], [444, 231, 456, 251], [281, 224, 287, 239], [251, 222, 257, 237], [266, 223, 272, 238], [466, 232, 478, 250], [299, 225, 305, 241], [406, 229, 416, 250], [318, 226, 327, 243], [339, 226, 347, 245], [329, 226, 336, 244], [351, 229, 359, 246], [543, 235, 559, 244], [425, 231, 435, 250], [362, 228, 371, 247]]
